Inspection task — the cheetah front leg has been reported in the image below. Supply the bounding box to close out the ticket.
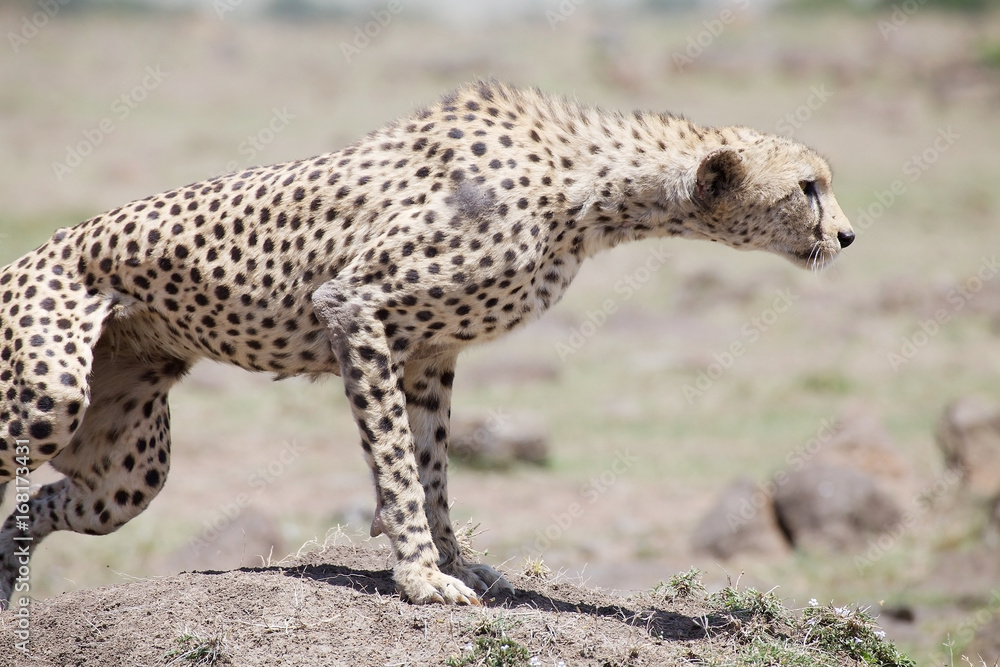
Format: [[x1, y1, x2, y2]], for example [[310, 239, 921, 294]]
[[402, 351, 512, 598], [312, 285, 479, 605]]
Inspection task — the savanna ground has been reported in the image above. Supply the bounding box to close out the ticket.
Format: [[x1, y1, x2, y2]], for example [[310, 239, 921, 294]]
[[1, 2, 1000, 664]]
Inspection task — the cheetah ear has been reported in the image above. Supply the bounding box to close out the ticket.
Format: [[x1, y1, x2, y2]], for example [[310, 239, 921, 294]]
[[693, 148, 746, 207]]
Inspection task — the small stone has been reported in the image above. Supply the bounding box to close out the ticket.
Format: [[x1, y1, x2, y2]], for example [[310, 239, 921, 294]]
[[692, 476, 790, 559]]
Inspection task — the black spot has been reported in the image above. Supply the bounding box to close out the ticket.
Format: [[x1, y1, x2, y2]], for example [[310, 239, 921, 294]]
[[29, 421, 52, 439]]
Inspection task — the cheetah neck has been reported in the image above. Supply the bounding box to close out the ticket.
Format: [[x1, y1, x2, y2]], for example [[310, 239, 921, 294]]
[[535, 102, 726, 260]]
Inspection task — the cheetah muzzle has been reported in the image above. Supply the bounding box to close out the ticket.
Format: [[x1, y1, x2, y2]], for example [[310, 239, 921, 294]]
[[0, 81, 854, 607]]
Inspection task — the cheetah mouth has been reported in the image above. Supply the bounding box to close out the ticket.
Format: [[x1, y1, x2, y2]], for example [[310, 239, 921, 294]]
[[785, 243, 840, 271]]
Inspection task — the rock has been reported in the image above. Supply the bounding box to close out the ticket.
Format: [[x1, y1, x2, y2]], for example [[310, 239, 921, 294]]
[[773, 464, 903, 552], [813, 412, 917, 504], [936, 396, 1000, 496], [691, 477, 790, 559], [450, 411, 549, 469]]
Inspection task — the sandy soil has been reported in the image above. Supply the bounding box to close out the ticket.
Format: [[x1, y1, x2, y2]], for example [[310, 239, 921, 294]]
[[1, 541, 871, 667]]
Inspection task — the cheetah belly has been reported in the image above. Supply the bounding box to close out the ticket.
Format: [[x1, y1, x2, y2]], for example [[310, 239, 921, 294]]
[[105, 287, 341, 378]]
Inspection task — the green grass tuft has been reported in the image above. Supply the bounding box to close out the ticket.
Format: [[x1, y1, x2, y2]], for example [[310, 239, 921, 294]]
[[800, 603, 916, 667], [163, 631, 227, 666], [446, 615, 531, 667], [693, 580, 915, 666], [654, 567, 708, 601]]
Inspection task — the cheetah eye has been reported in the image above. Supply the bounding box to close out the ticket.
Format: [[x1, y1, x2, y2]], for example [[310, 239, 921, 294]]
[[799, 180, 818, 199]]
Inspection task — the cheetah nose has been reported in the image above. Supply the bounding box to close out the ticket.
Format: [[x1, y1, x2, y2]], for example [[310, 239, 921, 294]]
[[837, 229, 855, 249]]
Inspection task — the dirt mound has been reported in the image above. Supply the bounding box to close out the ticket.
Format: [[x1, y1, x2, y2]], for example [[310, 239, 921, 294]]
[[0, 542, 908, 667]]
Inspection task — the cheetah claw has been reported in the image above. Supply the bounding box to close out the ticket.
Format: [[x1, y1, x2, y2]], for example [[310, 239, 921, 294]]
[[396, 565, 482, 605], [446, 562, 514, 598]]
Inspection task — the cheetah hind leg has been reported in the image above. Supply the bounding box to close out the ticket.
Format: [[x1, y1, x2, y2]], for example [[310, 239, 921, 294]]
[[402, 352, 513, 599], [0, 333, 187, 603]]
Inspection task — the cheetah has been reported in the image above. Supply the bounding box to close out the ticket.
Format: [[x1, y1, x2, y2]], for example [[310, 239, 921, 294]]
[[0, 81, 854, 607]]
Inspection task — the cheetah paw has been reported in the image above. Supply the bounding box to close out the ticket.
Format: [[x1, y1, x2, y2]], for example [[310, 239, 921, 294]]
[[445, 562, 514, 598], [395, 565, 482, 606]]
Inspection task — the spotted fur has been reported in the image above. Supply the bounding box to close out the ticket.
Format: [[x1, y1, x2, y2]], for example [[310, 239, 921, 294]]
[[0, 81, 853, 605]]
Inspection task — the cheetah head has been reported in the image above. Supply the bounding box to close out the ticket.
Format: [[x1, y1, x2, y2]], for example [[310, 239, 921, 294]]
[[683, 134, 854, 270]]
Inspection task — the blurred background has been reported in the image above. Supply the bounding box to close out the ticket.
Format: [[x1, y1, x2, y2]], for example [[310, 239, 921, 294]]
[[2, 0, 1000, 660]]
